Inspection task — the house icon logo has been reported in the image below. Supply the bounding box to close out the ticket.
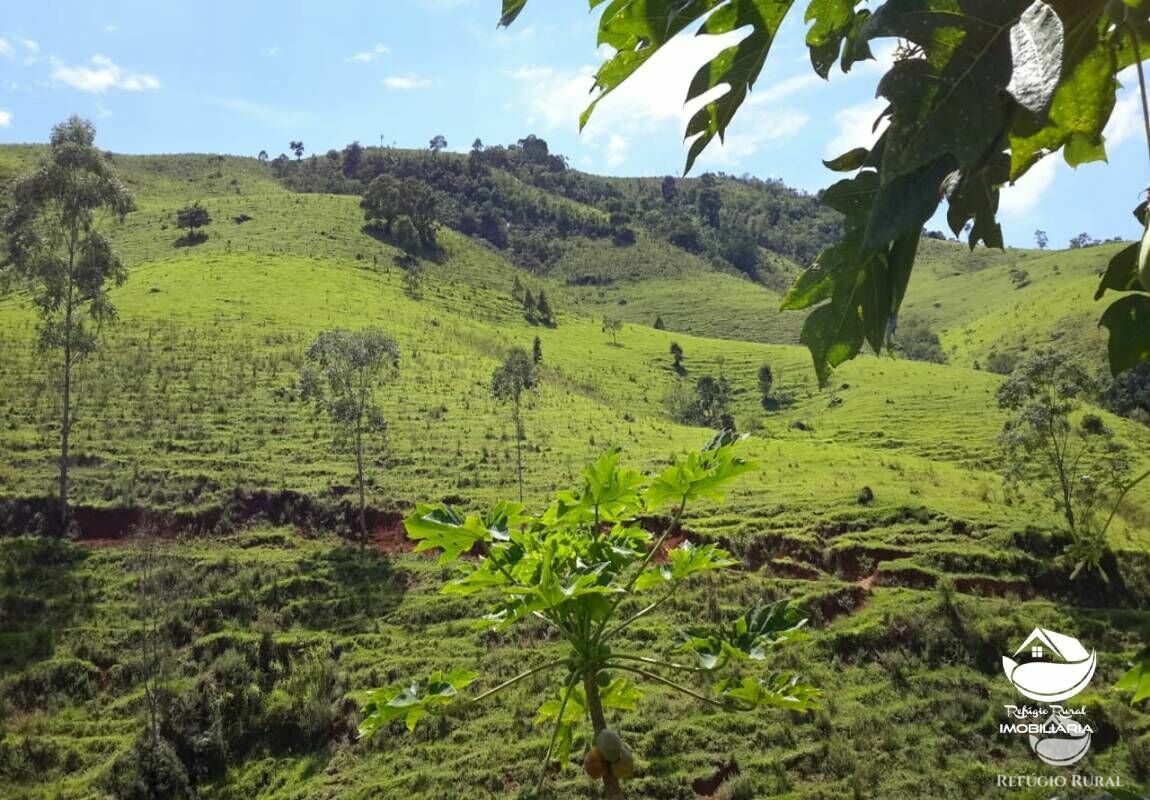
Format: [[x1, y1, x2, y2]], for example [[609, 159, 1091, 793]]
[[1002, 628, 1097, 703]]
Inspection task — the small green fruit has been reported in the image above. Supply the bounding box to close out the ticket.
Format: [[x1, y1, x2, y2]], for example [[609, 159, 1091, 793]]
[[595, 729, 624, 763]]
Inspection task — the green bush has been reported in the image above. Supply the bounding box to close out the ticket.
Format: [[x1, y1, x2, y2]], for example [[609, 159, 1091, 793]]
[[105, 734, 191, 800], [3, 657, 99, 710]]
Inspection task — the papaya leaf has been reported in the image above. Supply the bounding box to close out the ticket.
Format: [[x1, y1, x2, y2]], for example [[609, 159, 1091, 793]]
[[358, 668, 480, 736], [405, 504, 494, 564], [498, 0, 529, 27], [823, 147, 871, 172], [714, 673, 821, 711], [678, 603, 809, 669], [634, 540, 737, 591], [1100, 293, 1150, 376], [1006, 1, 1065, 114], [805, 0, 860, 78], [1115, 647, 1150, 704], [644, 437, 756, 510], [600, 677, 644, 711], [864, 0, 1028, 183], [1096, 242, 1142, 299], [1009, 3, 1113, 178], [683, 1, 800, 173], [799, 298, 866, 387]]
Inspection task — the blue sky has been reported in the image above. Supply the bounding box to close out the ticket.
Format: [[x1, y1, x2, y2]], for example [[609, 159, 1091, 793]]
[[1, 0, 1147, 248]]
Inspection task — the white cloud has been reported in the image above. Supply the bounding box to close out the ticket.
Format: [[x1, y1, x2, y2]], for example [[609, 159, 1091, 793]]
[[348, 43, 390, 63], [20, 38, 38, 53], [605, 134, 628, 167], [511, 26, 823, 169], [51, 54, 159, 93], [261, 45, 280, 58], [203, 96, 307, 128], [1106, 93, 1141, 149], [697, 110, 810, 168], [0, 109, 11, 127], [999, 155, 1058, 218], [825, 99, 888, 158], [383, 73, 432, 90], [0, 38, 10, 56]]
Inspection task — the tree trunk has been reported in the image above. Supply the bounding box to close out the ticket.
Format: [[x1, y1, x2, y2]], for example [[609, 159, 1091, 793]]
[[514, 398, 524, 503], [355, 418, 367, 548], [584, 673, 624, 800], [59, 230, 77, 535]]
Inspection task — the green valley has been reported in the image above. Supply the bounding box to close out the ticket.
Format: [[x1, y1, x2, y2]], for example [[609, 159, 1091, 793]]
[[1, 140, 1148, 800]]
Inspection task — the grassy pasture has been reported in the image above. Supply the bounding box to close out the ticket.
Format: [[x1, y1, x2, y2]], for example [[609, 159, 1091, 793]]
[[0, 147, 1148, 799]]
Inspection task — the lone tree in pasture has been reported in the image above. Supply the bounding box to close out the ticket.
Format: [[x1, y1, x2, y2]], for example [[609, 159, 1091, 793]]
[[602, 315, 623, 345], [757, 363, 774, 409], [670, 341, 684, 373], [1034, 229, 1049, 250], [290, 140, 305, 160], [535, 289, 554, 325], [491, 347, 537, 502], [257, 149, 269, 162], [301, 329, 400, 546], [175, 202, 211, 243], [532, 335, 543, 365], [997, 350, 1147, 578], [1, 116, 135, 530], [429, 134, 447, 153]]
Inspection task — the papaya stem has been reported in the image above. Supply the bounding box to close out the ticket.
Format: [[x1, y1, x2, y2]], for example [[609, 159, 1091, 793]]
[[1128, 24, 1150, 167], [470, 659, 568, 704], [583, 672, 624, 800], [535, 670, 581, 795], [608, 651, 711, 673], [609, 664, 729, 710]]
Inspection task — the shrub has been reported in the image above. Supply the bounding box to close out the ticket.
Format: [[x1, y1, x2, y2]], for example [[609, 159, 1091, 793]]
[[104, 735, 191, 800], [3, 657, 99, 710], [892, 318, 946, 364]]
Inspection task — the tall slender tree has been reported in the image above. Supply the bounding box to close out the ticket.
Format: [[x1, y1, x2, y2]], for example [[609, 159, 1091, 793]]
[[491, 347, 537, 502], [1, 117, 135, 530], [301, 329, 400, 546]]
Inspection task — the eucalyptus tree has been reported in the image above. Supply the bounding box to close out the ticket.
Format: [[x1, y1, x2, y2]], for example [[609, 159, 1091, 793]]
[[997, 350, 1148, 577], [301, 329, 400, 545], [1, 116, 135, 530], [491, 346, 537, 502], [496, 0, 1150, 383]]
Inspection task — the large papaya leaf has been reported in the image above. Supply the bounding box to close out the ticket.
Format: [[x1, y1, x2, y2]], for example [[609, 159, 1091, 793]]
[[682, 0, 800, 172], [644, 436, 755, 509], [1096, 243, 1143, 299], [678, 603, 808, 669], [863, 0, 1034, 184], [1116, 646, 1150, 704], [359, 668, 479, 736], [1008, 2, 1113, 178], [805, 0, 865, 78], [714, 672, 821, 711], [633, 540, 737, 590], [1100, 293, 1150, 375]]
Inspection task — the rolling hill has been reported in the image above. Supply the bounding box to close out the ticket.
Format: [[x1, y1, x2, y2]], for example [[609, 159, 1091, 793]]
[[0, 145, 1147, 799]]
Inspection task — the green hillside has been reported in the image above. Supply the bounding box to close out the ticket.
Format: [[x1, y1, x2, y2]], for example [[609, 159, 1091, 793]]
[[1, 146, 1148, 799]]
